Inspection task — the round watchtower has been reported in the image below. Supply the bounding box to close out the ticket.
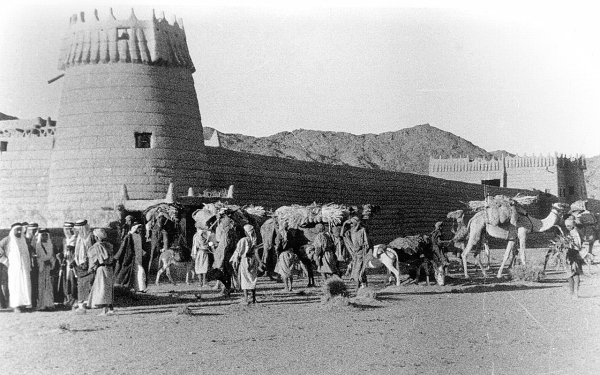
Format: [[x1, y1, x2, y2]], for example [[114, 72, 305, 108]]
[[47, 9, 209, 226]]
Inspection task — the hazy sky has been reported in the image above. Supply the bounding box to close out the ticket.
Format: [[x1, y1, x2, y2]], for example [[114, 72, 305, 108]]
[[1, 1, 599, 157]]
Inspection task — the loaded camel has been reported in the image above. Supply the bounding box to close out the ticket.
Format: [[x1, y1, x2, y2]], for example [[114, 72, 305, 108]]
[[459, 196, 569, 279]]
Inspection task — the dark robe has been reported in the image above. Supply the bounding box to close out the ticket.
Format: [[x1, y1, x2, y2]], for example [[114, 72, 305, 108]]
[[348, 226, 370, 282], [208, 216, 238, 292], [260, 218, 278, 273], [26, 237, 39, 308], [314, 232, 337, 274], [113, 233, 136, 287], [36, 240, 55, 309], [430, 229, 449, 268]]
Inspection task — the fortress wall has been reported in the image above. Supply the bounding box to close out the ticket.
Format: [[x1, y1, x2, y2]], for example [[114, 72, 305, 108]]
[[46, 64, 210, 227], [0, 138, 53, 227], [429, 170, 504, 185], [504, 164, 558, 195], [207, 148, 553, 245]]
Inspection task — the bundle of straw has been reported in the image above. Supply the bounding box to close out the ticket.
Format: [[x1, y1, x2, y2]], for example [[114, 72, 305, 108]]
[[321, 203, 347, 225], [511, 194, 537, 206], [243, 205, 266, 218], [275, 203, 348, 227]]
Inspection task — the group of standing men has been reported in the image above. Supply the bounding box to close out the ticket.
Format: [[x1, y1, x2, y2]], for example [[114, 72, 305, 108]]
[[0, 218, 145, 315], [0, 222, 57, 312]]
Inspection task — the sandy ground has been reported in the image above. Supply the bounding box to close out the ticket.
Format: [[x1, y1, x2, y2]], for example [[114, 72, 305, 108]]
[[1, 248, 600, 375]]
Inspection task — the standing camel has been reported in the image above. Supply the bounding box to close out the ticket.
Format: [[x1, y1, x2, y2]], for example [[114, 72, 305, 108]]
[[461, 202, 568, 279]]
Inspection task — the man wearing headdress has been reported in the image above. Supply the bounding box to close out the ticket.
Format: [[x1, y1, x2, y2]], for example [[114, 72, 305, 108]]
[[209, 214, 239, 297], [0, 223, 32, 312], [191, 225, 213, 287], [313, 223, 337, 280], [230, 224, 262, 304], [343, 216, 371, 291], [430, 221, 450, 272], [57, 221, 77, 306], [114, 222, 147, 292], [120, 215, 135, 242], [25, 222, 39, 307], [87, 229, 115, 315], [73, 219, 94, 313], [36, 229, 55, 310]]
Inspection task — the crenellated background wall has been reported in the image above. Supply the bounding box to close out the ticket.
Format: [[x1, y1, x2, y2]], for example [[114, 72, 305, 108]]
[[429, 154, 587, 203]]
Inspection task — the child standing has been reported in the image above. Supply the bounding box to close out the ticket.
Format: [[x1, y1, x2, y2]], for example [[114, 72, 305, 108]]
[[275, 249, 298, 292], [565, 218, 585, 300]]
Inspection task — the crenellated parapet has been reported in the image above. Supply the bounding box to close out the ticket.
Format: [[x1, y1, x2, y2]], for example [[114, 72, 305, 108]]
[[556, 153, 586, 170], [0, 117, 56, 139], [429, 153, 587, 174], [428, 156, 503, 173], [58, 8, 194, 72]]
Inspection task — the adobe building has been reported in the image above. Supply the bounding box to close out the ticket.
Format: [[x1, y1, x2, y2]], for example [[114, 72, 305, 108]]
[[428, 154, 587, 203], [0, 9, 210, 228], [0, 8, 568, 244]]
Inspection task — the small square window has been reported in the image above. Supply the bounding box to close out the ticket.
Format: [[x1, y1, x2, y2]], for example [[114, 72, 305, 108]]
[[135, 132, 152, 148], [568, 186, 575, 195], [0, 141, 7, 152], [117, 28, 130, 40]]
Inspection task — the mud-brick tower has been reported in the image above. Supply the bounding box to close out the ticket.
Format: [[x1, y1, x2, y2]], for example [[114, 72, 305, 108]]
[[47, 9, 209, 226]]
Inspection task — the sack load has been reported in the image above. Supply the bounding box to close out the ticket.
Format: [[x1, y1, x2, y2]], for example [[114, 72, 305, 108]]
[[570, 200, 587, 213], [468, 194, 536, 227], [573, 211, 597, 226], [192, 202, 268, 231], [387, 235, 427, 255]]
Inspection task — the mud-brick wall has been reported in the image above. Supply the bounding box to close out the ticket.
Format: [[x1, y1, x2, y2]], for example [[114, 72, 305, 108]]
[[206, 148, 554, 246], [46, 64, 210, 227], [0, 137, 53, 227], [505, 164, 558, 196]]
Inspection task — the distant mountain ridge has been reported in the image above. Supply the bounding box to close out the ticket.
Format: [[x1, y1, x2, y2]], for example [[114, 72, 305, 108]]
[[213, 124, 493, 175]]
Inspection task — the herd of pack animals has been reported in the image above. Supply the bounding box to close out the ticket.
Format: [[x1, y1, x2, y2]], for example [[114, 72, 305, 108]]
[[150, 195, 599, 289]]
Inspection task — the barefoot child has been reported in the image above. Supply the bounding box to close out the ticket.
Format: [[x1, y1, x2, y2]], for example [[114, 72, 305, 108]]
[[275, 248, 298, 292], [565, 218, 585, 300]]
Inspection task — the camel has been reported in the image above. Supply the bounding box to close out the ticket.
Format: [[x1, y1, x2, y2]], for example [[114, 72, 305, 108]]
[[446, 209, 490, 270], [461, 202, 569, 279], [373, 235, 446, 286]]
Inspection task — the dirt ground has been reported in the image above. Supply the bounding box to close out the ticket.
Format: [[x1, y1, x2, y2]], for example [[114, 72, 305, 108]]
[[1, 248, 600, 375]]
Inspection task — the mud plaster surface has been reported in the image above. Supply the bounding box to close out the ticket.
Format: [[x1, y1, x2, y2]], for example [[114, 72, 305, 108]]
[[1, 248, 600, 375]]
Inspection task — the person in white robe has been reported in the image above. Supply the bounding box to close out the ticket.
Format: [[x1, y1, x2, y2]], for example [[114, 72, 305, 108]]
[[87, 229, 115, 315], [131, 223, 147, 293], [230, 224, 262, 304], [192, 227, 213, 287], [73, 220, 94, 313], [0, 223, 32, 313]]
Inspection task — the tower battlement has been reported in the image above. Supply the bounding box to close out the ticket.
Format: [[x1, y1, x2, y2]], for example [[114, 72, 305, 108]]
[[58, 8, 194, 72]]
